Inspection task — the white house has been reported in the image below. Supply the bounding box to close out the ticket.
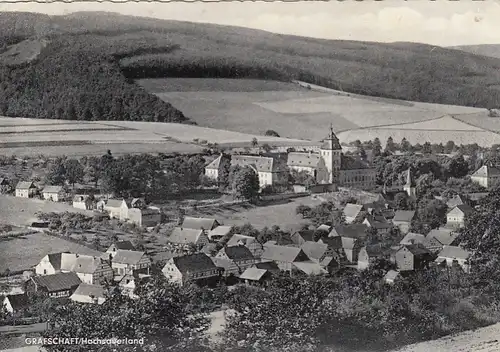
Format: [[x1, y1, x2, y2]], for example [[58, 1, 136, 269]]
[[2, 294, 28, 314], [111, 250, 151, 277], [42, 185, 64, 202], [436, 245, 471, 273], [15, 181, 37, 198], [162, 253, 219, 286], [105, 241, 136, 259], [70, 283, 106, 305], [168, 227, 210, 247], [446, 204, 475, 228], [471, 164, 500, 189], [73, 195, 94, 210]]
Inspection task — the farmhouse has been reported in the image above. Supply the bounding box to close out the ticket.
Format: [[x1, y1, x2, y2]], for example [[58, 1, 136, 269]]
[[70, 283, 106, 305], [357, 245, 391, 270], [73, 195, 95, 210], [181, 216, 220, 231], [208, 225, 232, 241], [2, 294, 28, 314], [26, 272, 82, 298], [111, 250, 151, 276], [127, 207, 161, 227], [42, 185, 64, 202], [290, 229, 316, 246], [15, 181, 37, 198], [400, 232, 426, 246], [436, 245, 471, 273], [204, 154, 230, 181], [446, 204, 475, 228], [471, 164, 500, 189], [226, 234, 264, 258], [162, 253, 219, 286], [424, 228, 459, 252], [215, 245, 256, 276], [394, 244, 433, 271], [168, 227, 209, 247], [231, 154, 286, 189], [239, 267, 272, 287], [106, 241, 136, 258], [261, 245, 310, 273], [363, 214, 393, 234], [392, 210, 416, 234]]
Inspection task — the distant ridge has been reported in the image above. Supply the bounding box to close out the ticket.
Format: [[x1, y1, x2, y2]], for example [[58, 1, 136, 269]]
[[451, 44, 500, 59]]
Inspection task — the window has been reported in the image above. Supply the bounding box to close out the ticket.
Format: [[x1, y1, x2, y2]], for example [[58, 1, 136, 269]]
[[43, 269, 47, 275]]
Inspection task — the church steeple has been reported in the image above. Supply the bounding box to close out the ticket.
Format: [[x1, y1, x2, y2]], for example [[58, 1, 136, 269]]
[[320, 123, 342, 150]]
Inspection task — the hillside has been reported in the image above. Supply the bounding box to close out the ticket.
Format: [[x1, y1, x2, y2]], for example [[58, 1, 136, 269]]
[[452, 44, 500, 59], [1, 12, 500, 124]]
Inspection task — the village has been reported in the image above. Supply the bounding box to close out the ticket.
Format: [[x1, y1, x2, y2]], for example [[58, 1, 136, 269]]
[[1, 127, 499, 351]]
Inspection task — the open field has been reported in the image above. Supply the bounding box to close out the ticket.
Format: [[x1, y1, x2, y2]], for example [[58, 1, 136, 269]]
[[0, 117, 312, 157], [0, 232, 102, 273], [0, 194, 92, 227], [392, 322, 500, 352]]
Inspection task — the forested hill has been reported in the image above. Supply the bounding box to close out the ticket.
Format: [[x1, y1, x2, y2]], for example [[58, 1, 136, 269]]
[[2, 12, 500, 123]]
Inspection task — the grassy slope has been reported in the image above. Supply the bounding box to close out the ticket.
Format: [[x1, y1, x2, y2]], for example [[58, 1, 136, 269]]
[[0, 11, 500, 120], [452, 44, 500, 59]]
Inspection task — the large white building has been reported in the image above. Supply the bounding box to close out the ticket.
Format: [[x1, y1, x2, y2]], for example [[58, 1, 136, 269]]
[[471, 164, 500, 189]]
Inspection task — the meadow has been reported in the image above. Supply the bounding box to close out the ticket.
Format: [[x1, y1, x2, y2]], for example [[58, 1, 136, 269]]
[[0, 232, 102, 273]]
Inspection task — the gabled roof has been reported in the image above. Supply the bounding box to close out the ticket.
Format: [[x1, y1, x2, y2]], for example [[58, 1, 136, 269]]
[[472, 165, 500, 177], [426, 227, 456, 244], [287, 152, 320, 168], [105, 199, 125, 208], [239, 267, 269, 281], [171, 253, 217, 274], [320, 125, 341, 150], [447, 204, 475, 216], [31, 272, 82, 292], [181, 216, 218, 230], [292, 230, 315, 243], [343, 203, 364, 219], [300, 241, 328, 261], [168, 227, 205, 244], [4, 294, 28, 310], [231, 155, 278, 173], [293, 261, 327, 275], [329, 224, 368, 240], [211, 257, 233, 271], [42, 185, 63, 193], [226, 234, 257, 247], [110, 241, 136, 251], [384, 270, 400, 282], [16, 181, 36, 190], [222, 245, 254, 261], [73, 194, 90, 202], [393, 210, 415, 222], [400, 232, 426, 245], [254, 261, 280, 272], [151, 250, 175, 263], [261, 245, 308, 263], [73, 255, 109, 274], [446, 195, 466, 209], [205, 154, 223, 170], [208, 226, 232, 240], [0, 177, 8, 185], [361, 244, 391, 258], [112, 250, 147, 265], [437, 245, 471, 260], [316, 224, 332, 233], [71, 283, 106, 300], [401, 244, 432, 256], [364, 215, 393, 229]]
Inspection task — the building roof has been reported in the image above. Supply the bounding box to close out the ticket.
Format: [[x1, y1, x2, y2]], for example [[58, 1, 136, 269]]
[[341, 155, 371, 170], [42, 185, 63, 193], [105, 199, 125, 208], [343, 203, 364, 220], [0, 177, 8, 185], [168, 227, 205, 244], [73, 255, 109, 274], [181, 217, 218, 230], [151, 250, 175, 263], [393, 210, 416, 223], [437, 245, 471, 260], [231, 155, 278, 173], [4, 294, 28, 310], [300, 241, 328, 261], [364, 215, 393, 230], [329, 224, 368, 240], [293, 261, 327, 275], [171, 253, 217, 274], [472, 165, 500, 178], [400, 232, 426, 245], [222, 245, 254, 261], [112, 250, 147, 265], [320, 125, 342, 150], [361, 244, 391, 258], [208, 226, 232, 240], [239, 267, 269, 281], [110, 241, 136, 251], [446, 195, 466, 209], [31, 272, 82, 292], [448, 204, 475, 216], [287, 152, 320, 168], [254, 261, 280, 272], [226, 234, 257, 247], [384, 270, 400, 282], [205, 154, 223, 170], [16, 181, 36, 190], [71, 283, 106, 300], [317, 224, 332, 233], [402, 244, 432, 256], [292, 230, 315, 243], [73, 194, 90, 202], [211, 257, 233, 271], [261, 245, 307, 263]]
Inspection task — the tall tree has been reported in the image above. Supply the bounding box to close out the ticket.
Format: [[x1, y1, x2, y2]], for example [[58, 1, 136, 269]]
[[45, 157, 67, 186], [232, 166, 260, 202], [385, 137, 396, 153], [64, 159, 84, 188]]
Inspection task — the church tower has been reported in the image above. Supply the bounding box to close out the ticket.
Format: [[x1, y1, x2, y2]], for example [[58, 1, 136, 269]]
[[319, 124, 342, 183], [403, 167, 416, 198]]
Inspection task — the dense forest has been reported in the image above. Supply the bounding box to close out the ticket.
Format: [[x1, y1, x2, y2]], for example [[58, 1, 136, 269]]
[[2, 11, 500, 123]]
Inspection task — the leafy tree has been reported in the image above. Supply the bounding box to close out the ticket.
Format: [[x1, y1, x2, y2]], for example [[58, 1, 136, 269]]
[[64, 159, 84, 188], [83, 156, 102, 187], [295, 204, 312, 218], [45, 157, 67, 186], [400, 138, 411, 153], [264, 130, 280, 137], [261, 143, 272, 153], [445, 141, 457, 154], [422, 142, 432, 154], [394, 192, 410, 210], [372, 137, 382, 157], [231, 166, 260, 202], [385, 137, 396, 153], [446, 155, 469, 179], [251, 137, 259, 148]]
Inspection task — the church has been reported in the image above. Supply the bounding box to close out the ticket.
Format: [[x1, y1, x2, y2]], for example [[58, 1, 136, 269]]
[[287, 126, 376, 190]]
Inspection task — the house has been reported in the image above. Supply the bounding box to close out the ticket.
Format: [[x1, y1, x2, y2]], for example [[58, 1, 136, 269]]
[[316, 224, 332, 233], [2, 294, 28, 314], [42, 185, 64, 202], [226, 234, 264, 258], [384, 270, 401, 285], [290, 230, 316, 246], [260, 245, 310, 273], [363, 214, 393, 234], [208, 226, 232, 242], [15, 181, 37, 198], [239, 267, 272, 286], [400, 232, 426, 246], [25, 272, 82, 298], [215, 246, 256, 276], [162, 253, 219, 286], [168, 227, 209, 247], [424, 227, 459, 252], [99, 198, 158, 226], [70, 283, 106, 304], [300, 241, 328, 263], [117, 273, 151, 299], [73, 195, 95, 210], [106, 241, 136, 259], [446, 194, 467, 209], [471, 164, 500, 188], [436, 245, 471, 273], [100, 199, 125, 219], [253, 260, 281, 274], [327, 224, 368, 263], [111, 250, 151, 277], [181, 217, 220, 231], [127, 207, 162, 227], [357, 245, 391, 270], [230, 154, 285, 189], [343, 203, 365, 224], [204, 154, 225, 181], [446, 204, 475, 228], [392, 211, 415, 234], [292, 262, 328, 276], [394, 244, 433, 271]]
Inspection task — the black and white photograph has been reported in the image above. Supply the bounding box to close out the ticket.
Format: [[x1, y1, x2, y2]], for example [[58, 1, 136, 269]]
[[1, 1, 500, 351]]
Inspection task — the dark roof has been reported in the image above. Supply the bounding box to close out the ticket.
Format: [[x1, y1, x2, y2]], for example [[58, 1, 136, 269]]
[[181, 217, 218, 230], [172, 253, 217, 274], [113, 241, 136, 251], [231, 155, 278, 173], [320, 126, 341, 150], [287, 152, 320, 168], [450, 204, 475, 216], [5, 294, 28, 310], [112, 250, 147, 265], [254, 261, 280, 272], [403, 244, 432, 256], [31, 272, 82, 292], [16, 181, 36, 190], [223, 245, 254, 261], [393, 210, 415, 222], [329, 224, 368, 239], [292, 230, 315, 242], [301, 241, 328, 261], [48, 252, 64, 271]]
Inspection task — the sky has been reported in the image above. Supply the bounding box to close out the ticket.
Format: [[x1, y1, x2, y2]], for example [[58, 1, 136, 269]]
[[0, 1, 499, 46]]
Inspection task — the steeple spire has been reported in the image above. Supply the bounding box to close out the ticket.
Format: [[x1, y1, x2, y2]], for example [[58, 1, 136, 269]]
[[321, 123, 341, 150]]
